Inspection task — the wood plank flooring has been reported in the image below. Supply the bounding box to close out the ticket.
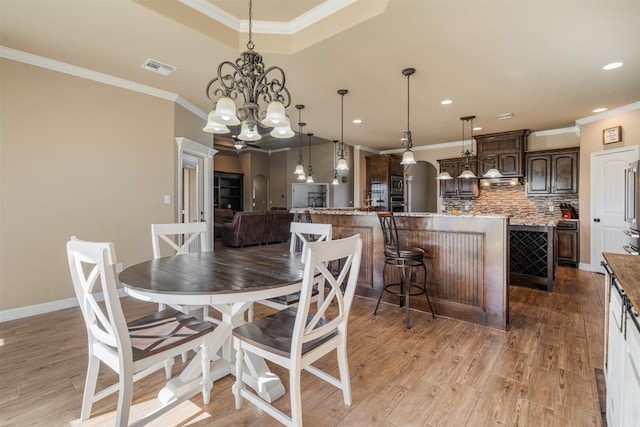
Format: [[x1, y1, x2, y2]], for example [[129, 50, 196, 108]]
[[0, 261, 606, 426]]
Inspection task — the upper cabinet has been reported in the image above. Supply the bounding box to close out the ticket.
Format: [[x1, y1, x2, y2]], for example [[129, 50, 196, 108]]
[[438, 157, 479, 197], [475, 129, 530, 178], [526, 148, 579, 195]]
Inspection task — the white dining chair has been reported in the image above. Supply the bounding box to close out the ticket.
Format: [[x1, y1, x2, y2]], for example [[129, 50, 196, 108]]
[[232, 234, 362, 426], [67, 236, 215, 427], [254, 222, 332, 314], [151, 222, 209, 315]]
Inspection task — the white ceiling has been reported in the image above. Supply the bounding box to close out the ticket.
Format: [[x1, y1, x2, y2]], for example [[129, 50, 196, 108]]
[[1, 0, 639, 152]]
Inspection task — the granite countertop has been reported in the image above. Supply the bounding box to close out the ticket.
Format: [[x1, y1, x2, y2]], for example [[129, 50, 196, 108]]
[[291, 208, 510, 219], [603, 252, 640, 314], [509, 217, 560, 227]]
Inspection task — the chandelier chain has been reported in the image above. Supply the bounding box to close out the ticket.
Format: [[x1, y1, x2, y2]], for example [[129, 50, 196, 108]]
[[247, 0, 254, 51]]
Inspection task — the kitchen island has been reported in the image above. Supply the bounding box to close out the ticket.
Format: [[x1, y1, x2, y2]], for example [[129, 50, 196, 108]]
[[294, 208, 510, 330]]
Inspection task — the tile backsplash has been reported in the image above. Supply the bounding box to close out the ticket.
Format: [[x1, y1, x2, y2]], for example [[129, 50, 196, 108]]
[[442, 185, 579, 220]]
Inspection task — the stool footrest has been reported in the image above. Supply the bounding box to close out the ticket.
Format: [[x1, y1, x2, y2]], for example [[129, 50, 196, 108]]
[[383, 283, 427, 297]]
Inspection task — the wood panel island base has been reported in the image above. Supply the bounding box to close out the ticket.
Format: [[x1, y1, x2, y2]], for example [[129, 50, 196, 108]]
[[295, 209, 510, 330]]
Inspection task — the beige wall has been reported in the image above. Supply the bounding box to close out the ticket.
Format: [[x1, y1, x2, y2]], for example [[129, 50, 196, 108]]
[[576, 109, 640, 266], [1, 59, 183, 311]]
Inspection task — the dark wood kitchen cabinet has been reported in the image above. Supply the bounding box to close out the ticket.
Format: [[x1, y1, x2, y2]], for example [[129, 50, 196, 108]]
[[557, 220, 579, 267], [475, 129, 530, 177], [438, 157, 479, 197], [526, 148, 579, 195], [366, 154, 404, 210]]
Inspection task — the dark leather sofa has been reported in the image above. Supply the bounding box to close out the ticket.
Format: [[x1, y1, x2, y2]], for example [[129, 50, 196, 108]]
[[221, 210, 293, 247]]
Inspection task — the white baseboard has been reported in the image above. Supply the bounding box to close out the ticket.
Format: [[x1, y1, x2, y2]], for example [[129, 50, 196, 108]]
[[0, 289, 127, 323]]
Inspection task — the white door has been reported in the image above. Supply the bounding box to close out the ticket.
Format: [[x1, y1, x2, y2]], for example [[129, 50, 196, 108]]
[[591, 145, 639, 272]]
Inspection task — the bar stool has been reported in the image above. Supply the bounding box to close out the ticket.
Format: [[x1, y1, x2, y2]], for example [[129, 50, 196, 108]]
[[374, 212, 435, 328]]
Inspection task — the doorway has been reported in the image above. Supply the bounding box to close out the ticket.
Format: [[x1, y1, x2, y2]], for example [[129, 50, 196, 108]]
[[175, 137, 216, 250], [253, 175, 268, 211], [591, 145, 639, 272]]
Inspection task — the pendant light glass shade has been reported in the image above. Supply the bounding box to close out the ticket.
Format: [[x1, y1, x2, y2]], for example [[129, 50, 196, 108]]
[[401, 148, 416, 165], [458, 168, 477, 179], [483, 168, 503, 178], [336, 157, 349, 170], [238, 121, 261, 141], [332, 175, 339, 186], [203, 111, 230, 133], [261, 101, 287, 127], [305, 174, 315, 183], [294, 164, 305, 175], [436, 171, 453, 180], [210, 97, 241, 126], [297, 172, 306, 181]]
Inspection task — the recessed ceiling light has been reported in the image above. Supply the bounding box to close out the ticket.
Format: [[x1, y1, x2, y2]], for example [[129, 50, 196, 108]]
[[352, 119, 362, 124], [603, 62, 623, 70], [593, 107, 608, 113], [473, 126, 482, 131], [441, 99, 453, 105]]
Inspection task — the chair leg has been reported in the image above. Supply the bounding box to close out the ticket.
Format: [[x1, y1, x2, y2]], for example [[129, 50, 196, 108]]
[[164, 356, 174, 379], [422, 263, 435, 318], [290, 369, 303, 426], [115, 366, 134, 427], [232, 341, 244, 409], [80, 354, 100, 421], [200, 341, 211, 405], [336, 342, 352, 405], [374, 263, 388, 315], [403, 266, 411, 329]]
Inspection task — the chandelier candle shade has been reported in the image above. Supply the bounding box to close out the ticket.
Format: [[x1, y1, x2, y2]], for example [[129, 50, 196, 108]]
[[400, 68, 417, 165], [336, 89, 349, 170], [202, 0, 293, 142]]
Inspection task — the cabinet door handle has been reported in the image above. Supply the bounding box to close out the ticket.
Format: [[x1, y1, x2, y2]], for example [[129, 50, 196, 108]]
[[594, 218, 601, 222]]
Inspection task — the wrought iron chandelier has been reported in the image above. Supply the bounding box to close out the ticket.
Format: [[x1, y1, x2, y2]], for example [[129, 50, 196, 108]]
[[400, 68, 417, 165], [202, 0, 293, 142], [336, 89, 349, 170]]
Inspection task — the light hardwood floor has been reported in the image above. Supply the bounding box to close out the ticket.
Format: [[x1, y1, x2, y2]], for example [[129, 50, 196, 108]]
[[0, 263, 606, 426]]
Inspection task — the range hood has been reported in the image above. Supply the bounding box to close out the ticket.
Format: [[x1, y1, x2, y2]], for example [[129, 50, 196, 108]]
[[480, 177, 522, 186]]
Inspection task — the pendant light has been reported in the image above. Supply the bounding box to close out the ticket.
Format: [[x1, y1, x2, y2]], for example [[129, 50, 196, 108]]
[[458, 115, 477, 179], [332, 140, 340, 186], [293, 105, 306, 178], [305, 133, 314, 183], [400, 68, 417, 165], [336, 89, 349, 170]]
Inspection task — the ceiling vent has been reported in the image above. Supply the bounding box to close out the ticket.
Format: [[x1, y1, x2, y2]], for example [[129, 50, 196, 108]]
[[141, 58, 177, 76], [496, 112, 514, 120]]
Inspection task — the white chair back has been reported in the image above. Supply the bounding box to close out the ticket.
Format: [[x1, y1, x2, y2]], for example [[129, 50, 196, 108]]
[[289, 222, 332, 254], [151, 222, 207, 259], [67, 237, 132, 368], [295, 234, 361, 350]]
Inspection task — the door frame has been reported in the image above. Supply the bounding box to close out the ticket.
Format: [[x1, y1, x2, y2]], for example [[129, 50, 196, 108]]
[[175, 137, 217, 249]]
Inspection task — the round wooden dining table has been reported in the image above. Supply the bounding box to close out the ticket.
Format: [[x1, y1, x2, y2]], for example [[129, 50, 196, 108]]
[[119, 246, 306, 404]]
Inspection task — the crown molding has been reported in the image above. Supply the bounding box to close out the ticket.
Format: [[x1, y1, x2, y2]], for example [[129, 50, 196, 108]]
[[575, 101, 640, 125], [1, 46, 208, 118], [179, 0, 356, 36]]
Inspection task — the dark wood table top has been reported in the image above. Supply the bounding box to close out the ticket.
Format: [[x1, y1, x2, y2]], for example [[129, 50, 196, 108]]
[[119, 247, 306, 305]]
